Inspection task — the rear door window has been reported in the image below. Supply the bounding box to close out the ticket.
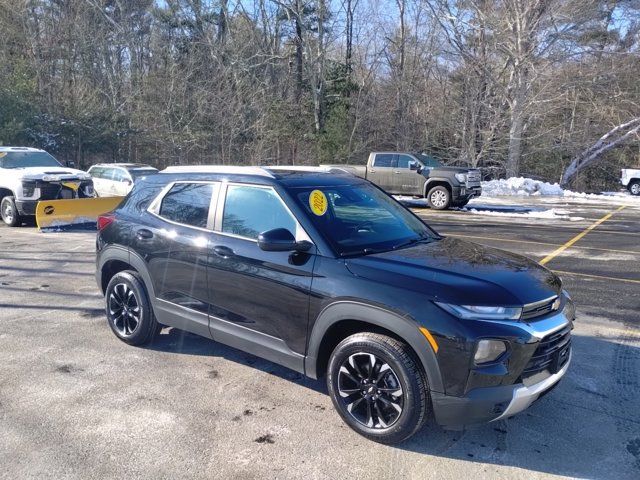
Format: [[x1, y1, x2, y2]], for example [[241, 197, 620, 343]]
[[221, 185, 297, 240], [159, 183, 217, 229]]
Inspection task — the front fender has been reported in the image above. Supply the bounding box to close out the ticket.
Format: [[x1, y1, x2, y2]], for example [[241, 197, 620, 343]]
[[305, 301, 444, 393]]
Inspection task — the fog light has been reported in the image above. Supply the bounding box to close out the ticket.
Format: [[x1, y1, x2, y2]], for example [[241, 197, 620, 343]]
[[474, 340, 507, 364]]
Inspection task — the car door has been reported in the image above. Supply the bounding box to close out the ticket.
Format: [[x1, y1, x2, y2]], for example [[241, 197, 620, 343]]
[[206, 183, 315, 368], [367, 153, 396, 192], [394, 154, 424, 195], [139, 181, 220, 338]]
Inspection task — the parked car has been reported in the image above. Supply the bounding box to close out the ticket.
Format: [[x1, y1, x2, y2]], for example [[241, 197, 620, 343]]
[[87, 163, 158, 197], [96, 166, 574, 444], [621, 168, 640, 195], [0, 146, 94, 227], [323, 152, 481, 209]]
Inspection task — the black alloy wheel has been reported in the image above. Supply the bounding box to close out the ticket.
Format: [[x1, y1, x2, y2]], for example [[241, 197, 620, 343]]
[[327, 332, 430, 444], [337, 352, 404, 429], [108, 282, 141, 337], [105, 270, 160, 345]]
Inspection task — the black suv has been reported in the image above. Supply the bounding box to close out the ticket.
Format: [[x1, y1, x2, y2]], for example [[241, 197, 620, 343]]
[[96, 166, 574, 444]]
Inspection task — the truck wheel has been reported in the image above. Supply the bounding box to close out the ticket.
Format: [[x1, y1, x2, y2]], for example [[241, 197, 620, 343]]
[[426, 186, 451, 210], [629, 181, 640, 196], [105, 270, 160, 346], [1, 196, 22, 227], [327, 332, 430, 445]]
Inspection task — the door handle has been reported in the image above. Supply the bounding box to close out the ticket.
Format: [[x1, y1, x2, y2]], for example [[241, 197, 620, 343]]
[[213, 245, 234, 258], [394, 170, 402, 174], [136, 228, 153, 240]]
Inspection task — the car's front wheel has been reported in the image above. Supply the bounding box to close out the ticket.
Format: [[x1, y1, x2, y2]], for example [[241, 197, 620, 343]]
[[426, 186, 451, 210], [105, 270, 160, 346], [327, 332, 430, 444], [1, 196, 22, 227], [629, 180, 640, 196]]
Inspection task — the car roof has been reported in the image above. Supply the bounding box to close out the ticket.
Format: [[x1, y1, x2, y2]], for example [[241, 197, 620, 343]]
[[155, 165, 361, 188], [90, 163, 157, 169], [0, 146, 46, 153]]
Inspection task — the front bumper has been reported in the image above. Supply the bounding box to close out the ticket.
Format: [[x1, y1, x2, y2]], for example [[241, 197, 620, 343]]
[[432, 350, 571, 428], [454, 185, 482, 200], [15, 200, 38, 216]]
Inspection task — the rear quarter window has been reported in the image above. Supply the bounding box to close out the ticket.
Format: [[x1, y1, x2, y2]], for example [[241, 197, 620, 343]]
[[373, 154, 394, 168]]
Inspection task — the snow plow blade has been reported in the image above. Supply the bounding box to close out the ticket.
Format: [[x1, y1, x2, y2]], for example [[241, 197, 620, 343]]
[[36, 197, 124, 232]]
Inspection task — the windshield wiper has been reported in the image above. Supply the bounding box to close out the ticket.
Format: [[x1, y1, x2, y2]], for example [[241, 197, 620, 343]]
[[392, 236, 433, 250]]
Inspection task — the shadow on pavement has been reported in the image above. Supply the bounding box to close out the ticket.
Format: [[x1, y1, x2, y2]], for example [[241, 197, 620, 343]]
[[146, 329, 640, 479]]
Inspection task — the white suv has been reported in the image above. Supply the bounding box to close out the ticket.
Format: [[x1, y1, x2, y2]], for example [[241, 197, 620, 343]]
[[87, 163, 158, 197], [621, 169, 640, 196], [0, 147, 94, 227]]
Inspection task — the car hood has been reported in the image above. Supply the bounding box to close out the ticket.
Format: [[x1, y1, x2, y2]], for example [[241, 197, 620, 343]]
[[345, 237, 561, 306], [17, 167, 91, 181]]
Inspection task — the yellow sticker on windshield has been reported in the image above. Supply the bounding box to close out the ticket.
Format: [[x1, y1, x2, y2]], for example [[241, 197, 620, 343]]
[[309, 189, 328, 216]]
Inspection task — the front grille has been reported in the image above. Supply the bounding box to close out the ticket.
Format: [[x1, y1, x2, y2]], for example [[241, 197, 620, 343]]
[[38, 183, 63, 200], [466, 169, 481, 187], [522, 324, 572, 379], [521, 296, 559, 320]]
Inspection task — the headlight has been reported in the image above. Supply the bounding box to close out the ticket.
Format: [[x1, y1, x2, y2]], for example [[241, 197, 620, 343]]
[[21, 181, 37, 197], [474, 339, 508, 364], [455, 173, 467, 182], [435, 302, 522, 320]]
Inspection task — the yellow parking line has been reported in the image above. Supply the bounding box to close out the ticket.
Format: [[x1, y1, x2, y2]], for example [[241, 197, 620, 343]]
[[551, 269, 640, 285], [444, 233, 640, 256], [539, 206, 627, 266]]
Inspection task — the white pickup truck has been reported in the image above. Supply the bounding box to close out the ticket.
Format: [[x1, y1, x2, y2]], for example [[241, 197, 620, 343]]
[[621, 169, 640, 196], [0, 147, 95, 227]]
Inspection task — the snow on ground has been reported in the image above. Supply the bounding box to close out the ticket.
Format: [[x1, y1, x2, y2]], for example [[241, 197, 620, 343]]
[[482, 177, 640, 204], [465, 207, 584, 221]]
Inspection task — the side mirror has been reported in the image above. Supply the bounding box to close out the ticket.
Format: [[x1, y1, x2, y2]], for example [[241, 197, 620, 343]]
[[66, 160, 76, 168], [124, 179, 132, 186], [409, 161, 422, 172], [258, 228, 312, 252]]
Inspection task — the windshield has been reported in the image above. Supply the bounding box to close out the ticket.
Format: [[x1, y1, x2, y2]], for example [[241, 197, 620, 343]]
[[0, 151, 63, 169], [289, 182, 438, 256], [415, 153, 442, 168], [129, 168, 158, 179]]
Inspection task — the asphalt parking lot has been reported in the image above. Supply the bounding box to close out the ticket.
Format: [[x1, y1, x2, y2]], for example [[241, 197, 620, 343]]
[[1, 195, 639, 479]]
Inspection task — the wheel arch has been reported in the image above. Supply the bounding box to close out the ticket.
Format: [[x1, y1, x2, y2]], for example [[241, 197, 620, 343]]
[[306, 301, 443, 393], [0, 188, 14, 200], [98, 247, 154, 299], [423, 178, 452, 197]]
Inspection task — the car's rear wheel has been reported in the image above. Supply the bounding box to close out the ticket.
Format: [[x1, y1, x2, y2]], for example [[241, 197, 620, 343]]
[[327, 332, 430, 444], [426, 186, 451, 210], [1, 196, 21, 227], [105, 270, 159, 345], [629, 181, 640, 196]]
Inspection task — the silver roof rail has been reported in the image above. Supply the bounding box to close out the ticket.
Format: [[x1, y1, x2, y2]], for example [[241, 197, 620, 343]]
[[162, 165, 274, 178]]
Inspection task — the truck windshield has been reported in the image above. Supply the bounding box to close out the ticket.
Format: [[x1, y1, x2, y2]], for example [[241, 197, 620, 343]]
[[0, 151, 63, 169], [289, 182, 438, 256]]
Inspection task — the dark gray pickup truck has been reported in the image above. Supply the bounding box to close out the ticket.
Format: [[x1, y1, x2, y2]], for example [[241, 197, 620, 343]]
[[324, 152, 481, 209]]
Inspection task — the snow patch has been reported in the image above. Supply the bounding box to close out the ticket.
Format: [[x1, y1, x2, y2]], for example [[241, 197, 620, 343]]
[[482, 176, 640, 204], [465, 207, 584, 221]]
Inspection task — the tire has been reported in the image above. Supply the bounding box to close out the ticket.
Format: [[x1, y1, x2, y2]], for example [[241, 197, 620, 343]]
[[426, 186, 451, 210], [629, 181, 640, 196], [105, 270, 159, 346], [327, 332, 430, 445], [1, 196, 22, 227]]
